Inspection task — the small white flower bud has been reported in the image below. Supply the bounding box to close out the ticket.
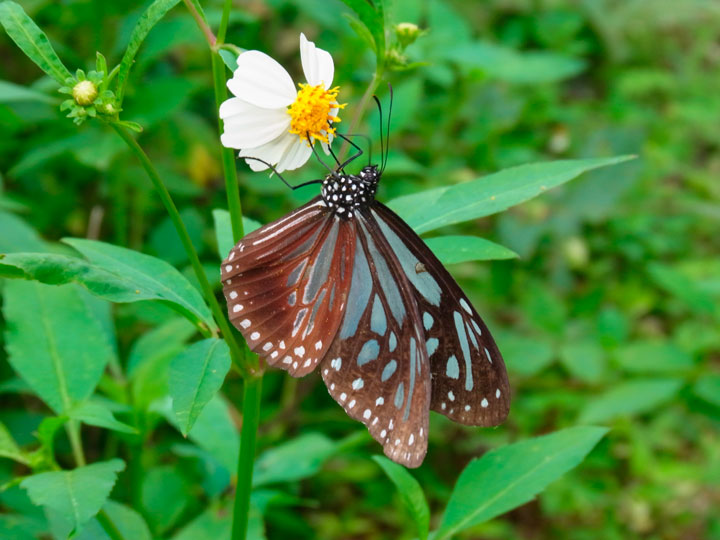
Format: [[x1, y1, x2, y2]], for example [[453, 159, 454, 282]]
[[72, 80, 97, 106]]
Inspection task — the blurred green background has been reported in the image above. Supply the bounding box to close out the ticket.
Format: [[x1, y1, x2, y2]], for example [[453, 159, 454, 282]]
[[2, 0, 720, 538]]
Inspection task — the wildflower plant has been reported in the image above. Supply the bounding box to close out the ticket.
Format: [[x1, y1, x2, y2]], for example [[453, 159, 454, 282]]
[[0, 1, 642, 539]]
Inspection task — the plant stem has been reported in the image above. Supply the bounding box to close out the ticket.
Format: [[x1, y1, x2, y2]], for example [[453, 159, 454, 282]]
[[66, 420, 86, 467], [97, 510, 126, 540], [110, 123, 251, 378], [182, 0, 216, 48], [231, 375, 263, 540], [338, 70, 382, 161], [212, 54, 245, 243]]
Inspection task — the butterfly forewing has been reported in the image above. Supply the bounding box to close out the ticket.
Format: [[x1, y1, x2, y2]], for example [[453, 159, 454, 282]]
[[222, 197, 355, 377], [321, 214, 430, 468], [369, 204, 511, 426]]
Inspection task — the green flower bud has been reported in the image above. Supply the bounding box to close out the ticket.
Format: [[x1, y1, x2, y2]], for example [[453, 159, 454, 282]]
[[395, 22, 422, 48], [72, 80, 98, 106]]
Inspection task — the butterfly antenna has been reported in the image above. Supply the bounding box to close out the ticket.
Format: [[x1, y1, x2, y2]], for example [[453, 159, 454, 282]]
[[307, 132, 338, 176], [382, 83, 394, 173], [373, 95, 385, 170]]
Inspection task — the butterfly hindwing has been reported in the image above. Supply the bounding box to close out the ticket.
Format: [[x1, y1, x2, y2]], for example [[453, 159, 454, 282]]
[[320, 214, 430, 468], [222, 197, 355, 377], [369, 203, 511, 426]]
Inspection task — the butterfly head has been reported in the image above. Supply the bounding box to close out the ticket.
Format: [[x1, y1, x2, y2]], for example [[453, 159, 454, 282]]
[[321, 165, 381, 218]]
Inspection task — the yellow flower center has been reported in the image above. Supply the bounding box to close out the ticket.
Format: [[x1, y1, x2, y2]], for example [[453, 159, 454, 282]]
[[287, 83, 345, 144]]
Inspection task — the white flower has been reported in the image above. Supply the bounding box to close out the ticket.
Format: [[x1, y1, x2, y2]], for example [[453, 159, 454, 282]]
[[219, 33, 345, 173]]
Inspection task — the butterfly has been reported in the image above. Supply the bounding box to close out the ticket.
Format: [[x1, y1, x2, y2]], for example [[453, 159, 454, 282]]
[[221, 98, 510, 468]]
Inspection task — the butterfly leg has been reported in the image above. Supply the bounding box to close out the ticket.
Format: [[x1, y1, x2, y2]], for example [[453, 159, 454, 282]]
[[243, 156, 323, 191], [334, 132, 365, 170]]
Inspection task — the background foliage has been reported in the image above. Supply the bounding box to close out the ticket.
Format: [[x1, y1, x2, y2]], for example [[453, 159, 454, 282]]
[[1, 0, 719, 539]]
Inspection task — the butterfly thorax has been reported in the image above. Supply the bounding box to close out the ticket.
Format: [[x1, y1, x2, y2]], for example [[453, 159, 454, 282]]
[[321, 165, 380, 219]]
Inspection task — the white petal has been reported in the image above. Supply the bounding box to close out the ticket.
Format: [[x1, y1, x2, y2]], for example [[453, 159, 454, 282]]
[[276, 138, 312, 172], [320, 132, 334, 155], [299, 33, 334, 88], [239, 132, 295, 172], [227, 50, 296, 109], [219, 98, 290, 149]]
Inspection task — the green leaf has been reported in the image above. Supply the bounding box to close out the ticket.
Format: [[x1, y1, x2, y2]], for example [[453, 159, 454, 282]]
[[212, 209, 262, 258], [434, 427, 608, 540], [64, 238, 216, 332], [498, 332, 555, 376], [444, 41, 586, 84], [614, 341, 693, 374], [693, 374, 720, 407], [0, 420, 30, 466], [578, 378, 683, 423], [337, 0, 384, 58], [141, 466, 190, 534], [647, 262, 716, 315], [20, 459, 126, 535], [116, 0, 182, 103], [0, 2, 72, 83], [3, 281, 114, 414], [169, 338, 231, 436], [425, 235, 518, 264], [253, 433, 337, 487], [0, 210, 47, 252], [68, 402, 137, 434], [372, 456, 429, 540], [0, 79, 55, 103], [389, 156, 635, 234], [0, 246, 215, 333], [158, 394, 239, 472], [75, 500, 152, 540], [559, 340, 606, 383], [218, 49, 238, 72]]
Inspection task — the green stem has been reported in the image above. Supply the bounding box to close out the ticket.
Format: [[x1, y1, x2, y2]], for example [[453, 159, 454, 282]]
[[66, 420, 86, 467], [182, 0, 216, 48], [212, 53, 245, 243], [231, 375, 263, 540], [338, 70, 382, 161], [110, 123, 251, 378], [96, 509, 126, 540]]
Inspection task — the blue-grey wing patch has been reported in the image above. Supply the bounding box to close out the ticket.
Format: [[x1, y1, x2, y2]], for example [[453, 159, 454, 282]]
[[370, 204, 511, 427], [320, 214, 430, 468]]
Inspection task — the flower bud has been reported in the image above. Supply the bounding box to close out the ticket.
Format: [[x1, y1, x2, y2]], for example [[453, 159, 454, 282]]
[[72, 80, 97, 106], [395, 22, 422, 48]]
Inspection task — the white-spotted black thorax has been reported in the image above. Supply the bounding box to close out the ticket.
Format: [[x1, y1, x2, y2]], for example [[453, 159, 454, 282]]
[[321, 165, 380, 218]]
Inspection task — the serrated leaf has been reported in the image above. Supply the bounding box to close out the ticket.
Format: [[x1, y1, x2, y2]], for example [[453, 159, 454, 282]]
[[75, 500, 152, 540], [68, 402, 137, 434], [425, 235, 518, 264], [578, 379, 683, 423], [64, 238, 216, 331], [253, 433, 337, 487], [170, 339, 231, 435], [389, 156, 635, 234], [116, 0, 182, 103], [372, 455, 429, 540], [0, 2, 72, 83], [0, 420, 29, 466], [20, 459, 126, 535], [3, 281, 114, 414], [0, 246, 215, 333], [434, 427, 608, 540]]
